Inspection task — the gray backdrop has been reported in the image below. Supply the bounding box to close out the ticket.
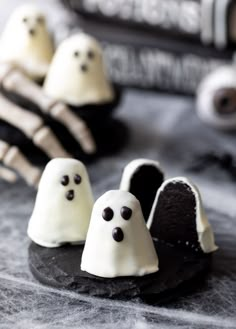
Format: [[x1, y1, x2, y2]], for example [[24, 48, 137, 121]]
[[0, 1, 236, 328]]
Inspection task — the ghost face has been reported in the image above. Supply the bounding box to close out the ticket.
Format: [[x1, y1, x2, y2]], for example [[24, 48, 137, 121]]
[[59, 171, 82, 201], [38, 159, 90, 205], [0, 4, 54, 79], [9, 7, 46, 39], [71, 39, 98, 75], [81, 190, 158, 278], [101, 203, 132, 243], [27, 158, 94, 248], [43, 33, 114, 106]]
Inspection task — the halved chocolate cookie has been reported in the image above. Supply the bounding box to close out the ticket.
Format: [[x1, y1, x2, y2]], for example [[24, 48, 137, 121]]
[[148, 177, 218, 253], [120, 159, 164, 222]]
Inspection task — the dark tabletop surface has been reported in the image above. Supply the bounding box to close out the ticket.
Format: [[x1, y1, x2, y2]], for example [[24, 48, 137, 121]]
[[0, 1, 236, 328]]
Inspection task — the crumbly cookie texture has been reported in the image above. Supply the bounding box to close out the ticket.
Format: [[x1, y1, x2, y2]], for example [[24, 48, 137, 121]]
[[148, 177, 218, 254]]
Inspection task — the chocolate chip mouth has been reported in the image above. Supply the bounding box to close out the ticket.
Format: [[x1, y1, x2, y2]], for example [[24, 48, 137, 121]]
[[112, 227, 124, 242], [66, 189, 74, 201], [80, 64, 88, 72], [29, 28, 36, 36]]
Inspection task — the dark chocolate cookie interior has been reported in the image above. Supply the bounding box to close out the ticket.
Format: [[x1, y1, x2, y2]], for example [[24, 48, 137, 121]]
[[150, 181, 201, 251], [129, 165, 164, 222]]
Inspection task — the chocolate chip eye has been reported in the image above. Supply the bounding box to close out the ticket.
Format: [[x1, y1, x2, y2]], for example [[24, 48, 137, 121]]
[[74, 51, 79, 57], [74, 174, 82, 185], [102, 207, 114, 221], [87, 50, 95, 60], [22, 17, 28, 23], [61, 175, 69, 186], [120, 206, 132, 220]]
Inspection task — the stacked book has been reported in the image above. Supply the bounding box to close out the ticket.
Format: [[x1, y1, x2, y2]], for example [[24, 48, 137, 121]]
[[61, 0, 236, 94]]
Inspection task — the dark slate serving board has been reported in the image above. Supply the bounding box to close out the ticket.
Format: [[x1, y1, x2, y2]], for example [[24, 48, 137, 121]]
[[28, 239, 211, 304]]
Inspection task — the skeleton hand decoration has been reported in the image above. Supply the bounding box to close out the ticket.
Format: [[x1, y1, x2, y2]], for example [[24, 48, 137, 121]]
[[0, 63, 97, 187], [0, 166, 18, 184], [0, 140, 41, 187], [0, 93, 70, 159], [0, 63, 96, 154]]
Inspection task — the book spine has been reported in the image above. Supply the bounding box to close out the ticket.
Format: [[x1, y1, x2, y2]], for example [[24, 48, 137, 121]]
[[101, 41, 231, 94], [66, 0, 235, 49], [68, 0, 201, 37]]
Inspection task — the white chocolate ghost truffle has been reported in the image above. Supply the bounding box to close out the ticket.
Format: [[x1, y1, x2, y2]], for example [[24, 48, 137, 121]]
[[0, 4, 54, 80], [28, 158, 94, 248], [43, 33, 114, 106], [148, 177, 218, 253], [196, 65, 236, 130], [81, 190, 158, 278]]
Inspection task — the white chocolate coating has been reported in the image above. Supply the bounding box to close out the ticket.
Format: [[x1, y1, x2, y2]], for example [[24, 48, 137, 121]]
[[0, 4, 54, 80], [81, 190, 158, 278], [196, 65, 236, 130], [28, 158, 94, 248], [148, 177, 218, 253], [120, 158, 164, 191], [43, 33, 114, 106]]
